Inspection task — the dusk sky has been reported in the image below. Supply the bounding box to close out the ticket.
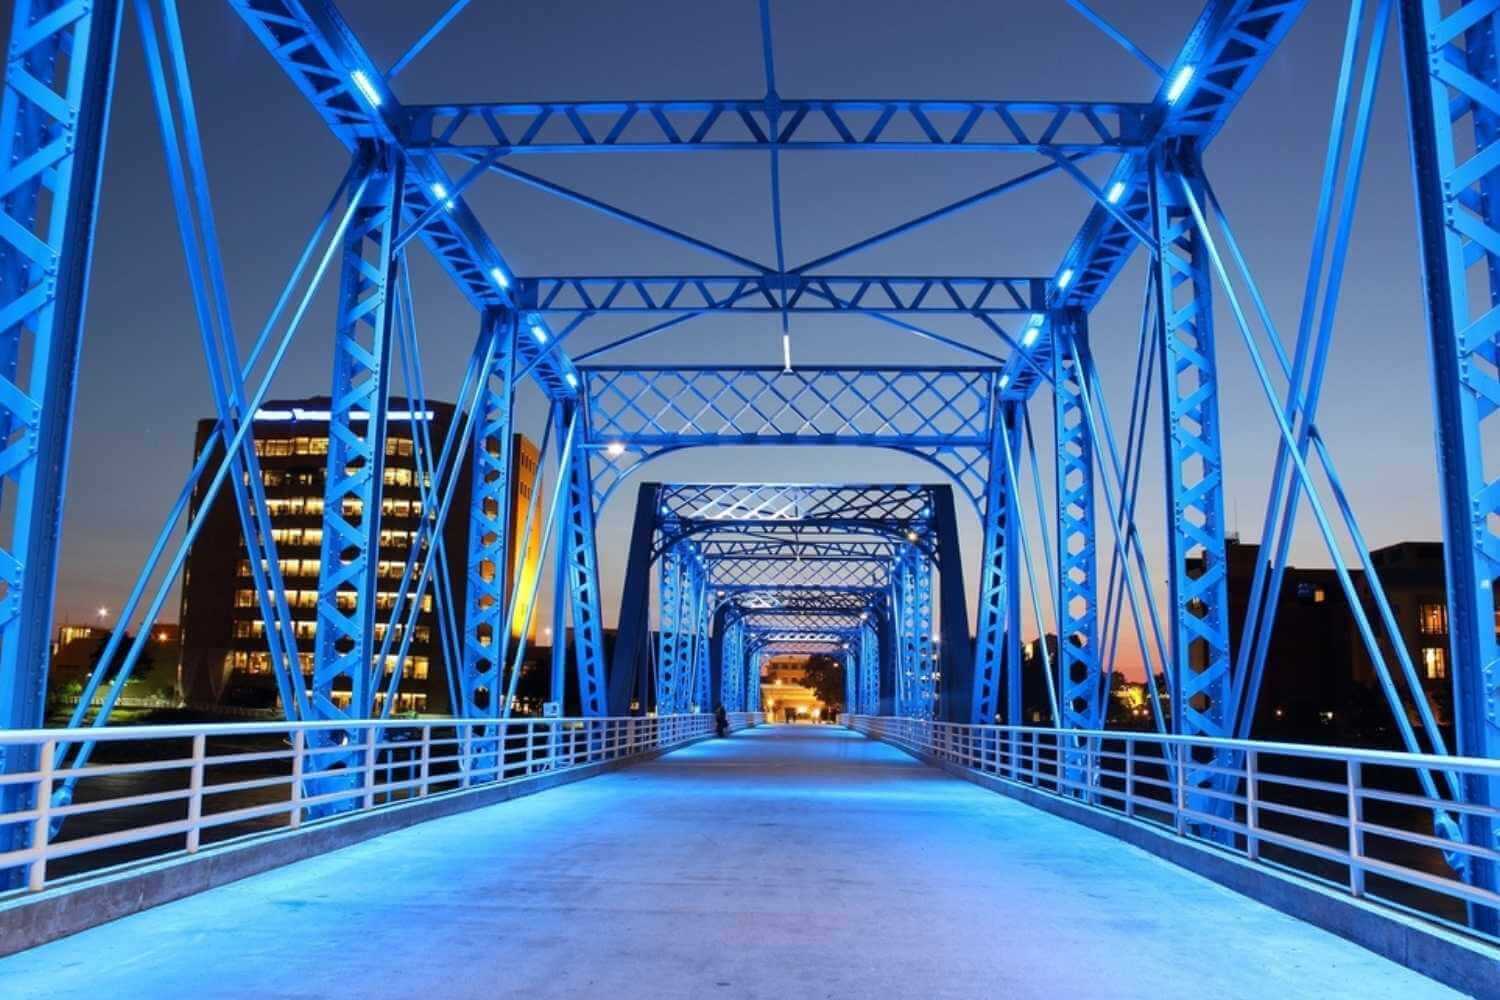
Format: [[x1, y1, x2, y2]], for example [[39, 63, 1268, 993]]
[[52, 1, 1432, 678]]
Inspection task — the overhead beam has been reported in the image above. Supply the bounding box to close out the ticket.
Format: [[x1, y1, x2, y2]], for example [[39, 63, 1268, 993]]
[[399, 99, 1152, 154], [522, 275, 1045, 315]]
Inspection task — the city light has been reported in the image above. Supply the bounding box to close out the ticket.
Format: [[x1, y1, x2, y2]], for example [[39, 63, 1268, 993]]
[[96, 607, 109, 620], [1106, 181, 1126, 204], [1167, 65, 1195, 103], [350, 69, 382, 108]]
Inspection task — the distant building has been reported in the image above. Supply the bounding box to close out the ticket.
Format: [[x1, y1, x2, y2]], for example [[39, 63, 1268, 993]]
[[761, 656, 822, 722], [49, 622, 181, 700], [1014, 538, 1456, 743], [178, 398, 542, 715]]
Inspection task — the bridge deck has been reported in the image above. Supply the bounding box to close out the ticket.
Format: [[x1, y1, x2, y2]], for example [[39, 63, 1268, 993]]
[[0, 725, 1458, 999]]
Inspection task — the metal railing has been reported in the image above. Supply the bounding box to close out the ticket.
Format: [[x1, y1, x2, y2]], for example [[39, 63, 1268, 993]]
[[0, 712, 762, 895], [848, 715, 1500, 947]]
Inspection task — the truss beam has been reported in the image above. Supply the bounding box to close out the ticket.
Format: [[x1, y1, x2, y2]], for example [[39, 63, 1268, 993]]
[[401, 99, 1152, 155], [524, 275, 1044, 315]]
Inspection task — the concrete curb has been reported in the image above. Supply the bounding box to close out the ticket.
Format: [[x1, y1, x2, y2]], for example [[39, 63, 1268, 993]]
[[0, 737, 707, 957], [890, 742, 1499, 998]]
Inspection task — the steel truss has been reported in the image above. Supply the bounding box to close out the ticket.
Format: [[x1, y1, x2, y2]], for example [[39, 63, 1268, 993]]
[[5, 0, 1499, 931]]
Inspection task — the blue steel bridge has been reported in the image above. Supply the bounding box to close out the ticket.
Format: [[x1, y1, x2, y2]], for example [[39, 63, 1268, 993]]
[[0, 0, 1497, 996]]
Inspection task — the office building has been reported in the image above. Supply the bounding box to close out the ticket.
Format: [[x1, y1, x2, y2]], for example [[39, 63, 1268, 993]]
[[178, 397, 541, 715]]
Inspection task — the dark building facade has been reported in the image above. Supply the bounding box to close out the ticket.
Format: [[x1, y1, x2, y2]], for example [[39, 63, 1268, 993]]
[[1013, 539, 1455, 744], [179, 398, 541, 716]]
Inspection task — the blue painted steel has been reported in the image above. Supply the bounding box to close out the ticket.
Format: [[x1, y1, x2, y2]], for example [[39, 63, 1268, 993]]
[[1149, 155, 1233, 759], [558, 409, 609, 716], [859, 624, 880, 715], [0, 0, 123, 734], [313, 145, 404, 721], [461, 309, 517, 719], [0, 0, 124, 882], [972, 401, 1022, 725], [400, 99, 1151, 154], [525, 275, 1043, 315], [581, 366, 999, 506], [1052, 312, 1101, 733]]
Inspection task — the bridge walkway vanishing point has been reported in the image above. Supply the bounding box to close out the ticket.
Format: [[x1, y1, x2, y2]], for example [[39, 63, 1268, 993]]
[[0, 726, 1462, 999]]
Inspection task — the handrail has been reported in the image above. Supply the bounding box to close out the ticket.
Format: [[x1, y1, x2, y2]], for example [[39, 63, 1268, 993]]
[[0, 712, 763, 896], [847, 714, 1500, 950]]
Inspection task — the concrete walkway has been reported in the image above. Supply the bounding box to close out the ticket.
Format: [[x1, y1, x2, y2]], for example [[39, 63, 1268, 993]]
[[0, 726, 1461, 999]]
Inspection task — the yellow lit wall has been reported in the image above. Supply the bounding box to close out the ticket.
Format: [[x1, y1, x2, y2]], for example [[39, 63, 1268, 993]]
[[508, 435, 543, 642]]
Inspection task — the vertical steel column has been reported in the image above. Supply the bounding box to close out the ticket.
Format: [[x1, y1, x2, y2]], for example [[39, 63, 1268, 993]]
[[1397, 0, 1500, 926], [608, 483, 660, 713], [0, 0, 124, 884], [313, 145, 404, 719], [1053, 310, 1102, 732], [932, 486, 974, 724], [0, 0, 122, 729], [557, 403, 608, 716], [972, 401, 1023, 725], [460, 308, 515, 720], [860, 623, 879, 714], [876, 597, 897, 716], [1151, 151, 1234, 754], [657, 542, 686, 713], [898, 544, 935, 719], [720, 615, 744, 711], [694, 570, 712, 711]]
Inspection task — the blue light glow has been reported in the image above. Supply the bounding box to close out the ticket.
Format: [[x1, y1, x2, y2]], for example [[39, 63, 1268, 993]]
[[1167, 65, 1195, 103], [565, 372, 579, 388], [490, 267, 509, 290], [1057, 268, 1074, 290], [1021, 326, 1039, 347], [1106, 181, 1126, 204], [350, 70, 382, 108], [999, 374, 1010, 389], [531, 324, 548, 344]]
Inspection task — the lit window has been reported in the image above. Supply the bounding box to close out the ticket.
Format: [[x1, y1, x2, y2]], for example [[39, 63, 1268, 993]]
[[1419, 603, 1447, 636], [1422, 647, 1447, 680]]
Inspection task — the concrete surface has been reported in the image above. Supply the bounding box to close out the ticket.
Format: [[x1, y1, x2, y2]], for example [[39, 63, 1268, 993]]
[[0, 726, 1466, 999]]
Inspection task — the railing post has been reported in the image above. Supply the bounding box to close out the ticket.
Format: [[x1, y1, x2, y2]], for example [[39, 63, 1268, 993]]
[[362, 726, 377, 810], [1245, 749, 1259, 860], [418, 725, 431, 798], [1124, 739, 1136, 819], [28, 740, 56, 892], [186, 733, 206, 853], [289, 729, 305, 829], [1347, 759, 1365, 897], [1174, 742, 1187, 837], [462, 724, 474, 786]]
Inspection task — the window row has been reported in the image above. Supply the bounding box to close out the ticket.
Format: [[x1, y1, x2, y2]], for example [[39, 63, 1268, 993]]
[[229, 619, 432, 645], [252, 437, 415, 458], [258, 496, 427, 519], [226, 649, 430, 680], [233, 589, 434, 613]]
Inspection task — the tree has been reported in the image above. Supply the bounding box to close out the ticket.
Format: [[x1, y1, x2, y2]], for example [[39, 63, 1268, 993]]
[[801, 654, 846, 711], [89, 631, 154, 686]]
